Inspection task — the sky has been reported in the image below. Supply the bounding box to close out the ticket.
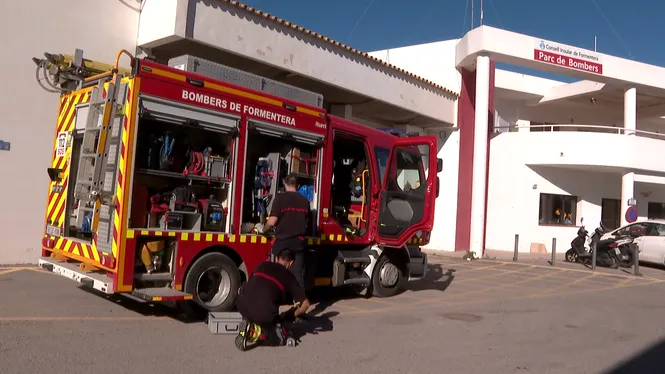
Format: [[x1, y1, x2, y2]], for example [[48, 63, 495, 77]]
[[239, 0, 664, 82]]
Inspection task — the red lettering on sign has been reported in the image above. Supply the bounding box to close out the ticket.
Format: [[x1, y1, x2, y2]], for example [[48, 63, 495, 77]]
[[533, 50, 603, 75]]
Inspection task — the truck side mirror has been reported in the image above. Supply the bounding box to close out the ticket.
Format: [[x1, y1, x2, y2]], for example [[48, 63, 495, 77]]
[[437, 158, 443, 173]]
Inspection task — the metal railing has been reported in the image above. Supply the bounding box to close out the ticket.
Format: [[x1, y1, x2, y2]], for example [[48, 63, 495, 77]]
[[493, 124, 665, 142]]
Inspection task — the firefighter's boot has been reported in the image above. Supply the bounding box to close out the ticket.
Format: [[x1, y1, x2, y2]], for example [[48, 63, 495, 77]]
[[235, 319, 261, 351]]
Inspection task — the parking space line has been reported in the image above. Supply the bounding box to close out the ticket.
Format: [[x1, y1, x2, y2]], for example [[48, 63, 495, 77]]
[[483, 260, 662, 281], [450, 263, 510, 273], [452, 265, 537, 285], [24, 267, 59, 276], [341, 276, 665, 317], [0, 268, 23, 276], [0, 316, 170, 322], [428, 268, 567, 303], [519, 278, 665, 302], [529, 273, 598, 297]]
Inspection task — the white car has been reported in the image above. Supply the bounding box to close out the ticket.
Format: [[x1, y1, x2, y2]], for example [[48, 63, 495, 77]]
[[601, 220, 665, 266]]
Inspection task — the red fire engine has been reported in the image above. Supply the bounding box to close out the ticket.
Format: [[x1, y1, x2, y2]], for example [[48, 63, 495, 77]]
[[35, 49, 441, 315]]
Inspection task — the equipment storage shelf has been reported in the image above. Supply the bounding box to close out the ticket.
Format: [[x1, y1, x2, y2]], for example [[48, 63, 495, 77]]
[[129, 109, 235, 234], [136, 168, 231, 185], [240, 120, 322, 235]]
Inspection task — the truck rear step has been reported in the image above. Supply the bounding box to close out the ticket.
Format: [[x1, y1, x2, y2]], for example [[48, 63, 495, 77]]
[[38, 256, 114, 294], [131, 287, 193, 302]]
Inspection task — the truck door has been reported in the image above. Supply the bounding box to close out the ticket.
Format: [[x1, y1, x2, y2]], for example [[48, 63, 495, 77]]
[[375, 136, 438, 246]]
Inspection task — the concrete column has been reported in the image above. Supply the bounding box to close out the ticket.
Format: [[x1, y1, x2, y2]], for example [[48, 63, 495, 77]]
[[624, 88, 636, 136], [621, 171, 635, 227], [330, 104, 353, 119], [469, 55, 490, 255]]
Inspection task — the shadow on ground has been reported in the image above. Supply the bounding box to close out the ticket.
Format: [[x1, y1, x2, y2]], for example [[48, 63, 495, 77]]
[[78, 264, 456, 323], [289, 311, 338, 341], [605, 336, 665, 373], [307, 264, 456, 315], [406, 264, 455, 292], [241, 311, 338, 351]]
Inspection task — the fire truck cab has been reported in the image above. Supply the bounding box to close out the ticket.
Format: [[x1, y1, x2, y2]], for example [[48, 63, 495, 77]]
[[36, 49, 441, 315]]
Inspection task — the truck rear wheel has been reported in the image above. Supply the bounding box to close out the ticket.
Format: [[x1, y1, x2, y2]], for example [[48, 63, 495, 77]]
[[371, 254, 406, 298], [179, 252, 241, 318]]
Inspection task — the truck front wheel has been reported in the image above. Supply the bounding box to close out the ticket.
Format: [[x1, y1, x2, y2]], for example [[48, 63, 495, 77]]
[[179, 252, 241, 318], [371, 254, 406, 298]]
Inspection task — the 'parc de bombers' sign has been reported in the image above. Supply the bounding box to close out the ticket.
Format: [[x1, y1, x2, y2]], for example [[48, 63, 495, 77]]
[[533, 39, 603, 75]]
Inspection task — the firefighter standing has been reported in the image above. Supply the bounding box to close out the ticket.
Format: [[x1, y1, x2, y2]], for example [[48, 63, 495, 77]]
[[262, 174, 311, 288]]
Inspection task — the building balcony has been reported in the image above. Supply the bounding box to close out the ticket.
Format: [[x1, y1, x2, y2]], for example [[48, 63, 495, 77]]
[[492, 124, 665, 173]]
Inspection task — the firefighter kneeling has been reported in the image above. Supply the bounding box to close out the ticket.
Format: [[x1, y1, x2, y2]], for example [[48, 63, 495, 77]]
[[234, 249, 310, 351]]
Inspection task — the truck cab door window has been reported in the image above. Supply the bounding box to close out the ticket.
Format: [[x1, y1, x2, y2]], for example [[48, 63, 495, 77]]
[[330, 134, 370, 236], [376, 137, 437, 244]]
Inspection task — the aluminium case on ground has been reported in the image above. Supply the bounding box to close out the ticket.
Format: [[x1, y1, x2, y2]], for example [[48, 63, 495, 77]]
[[208, 312, 243, 334], [167, 55, 324, 108]]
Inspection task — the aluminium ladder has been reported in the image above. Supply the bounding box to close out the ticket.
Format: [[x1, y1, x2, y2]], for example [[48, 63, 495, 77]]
[[73, 73, 128, 254]]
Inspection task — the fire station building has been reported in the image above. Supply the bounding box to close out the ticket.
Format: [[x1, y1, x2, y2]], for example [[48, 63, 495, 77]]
[[3, 0, 665, 263]]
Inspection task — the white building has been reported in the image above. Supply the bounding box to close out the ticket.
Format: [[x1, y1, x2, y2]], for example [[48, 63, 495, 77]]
[[370, 26, 665, 256], [0, 0, 141, 264], [3, 0, 664, 263]]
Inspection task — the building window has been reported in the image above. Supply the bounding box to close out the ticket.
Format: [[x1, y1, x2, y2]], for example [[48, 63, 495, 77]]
[[648, 202, 665, 220], [539, 193, 577, 225]]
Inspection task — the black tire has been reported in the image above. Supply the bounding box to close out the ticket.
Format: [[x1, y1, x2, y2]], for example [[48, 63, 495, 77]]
[[371, 254, 406, 298], [618, 246, 633, 268], [608, 253, 620, 269], [565, 249, 579, 263], [179, 252, 241, 318]]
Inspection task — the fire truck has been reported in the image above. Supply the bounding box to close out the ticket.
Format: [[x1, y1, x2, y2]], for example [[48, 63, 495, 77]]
[[35, 49, 441, 316]]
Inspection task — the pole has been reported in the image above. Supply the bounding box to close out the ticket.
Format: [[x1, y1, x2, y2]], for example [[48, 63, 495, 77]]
[[591, 241, 597, 271], [513, 234, 519, 262], [480, 0, 484, 26], [551, 238, 557, 266], [633, 244, 642, 276], [594, 36, 597, 52], [471, 0, 474, 29]]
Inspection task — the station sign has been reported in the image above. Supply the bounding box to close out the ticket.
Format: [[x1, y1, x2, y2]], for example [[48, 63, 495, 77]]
[[533, 39, 603, 75]]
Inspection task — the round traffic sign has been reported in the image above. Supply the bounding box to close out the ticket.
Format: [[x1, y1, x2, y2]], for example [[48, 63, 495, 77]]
[[625, 206, 638, 223]]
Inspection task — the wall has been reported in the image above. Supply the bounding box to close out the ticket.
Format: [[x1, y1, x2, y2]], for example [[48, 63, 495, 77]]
[[485, 132, 665, 254], [0, 0, 140, 264], [135, 0, 457, 123], [367, 40, 462, 95], [423, 131, 460, 251], [456, 26, 665, 92], [491, 131, 665, 173]]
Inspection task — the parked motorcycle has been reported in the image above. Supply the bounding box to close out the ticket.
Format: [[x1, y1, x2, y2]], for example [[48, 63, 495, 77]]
[[565, 218, 632, 269]]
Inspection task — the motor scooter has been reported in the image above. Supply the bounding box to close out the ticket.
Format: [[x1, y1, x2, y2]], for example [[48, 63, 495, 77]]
[[565, 218, 622, 269]]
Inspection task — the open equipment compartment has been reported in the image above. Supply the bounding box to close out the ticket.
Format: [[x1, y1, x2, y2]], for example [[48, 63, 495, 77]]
[[240, 119, 323, 235], [129, 95, 237, 234]]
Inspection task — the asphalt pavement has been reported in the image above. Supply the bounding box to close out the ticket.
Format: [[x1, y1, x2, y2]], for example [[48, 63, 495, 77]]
[[2, 256, 665, 374]]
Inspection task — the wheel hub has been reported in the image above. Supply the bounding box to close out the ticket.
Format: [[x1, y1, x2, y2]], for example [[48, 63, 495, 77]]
[[379, 262, 400, 287], [196, 266, 231, 308]]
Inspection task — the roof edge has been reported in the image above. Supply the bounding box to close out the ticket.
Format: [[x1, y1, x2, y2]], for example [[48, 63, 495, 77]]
[[220, 0, 460, 98]]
